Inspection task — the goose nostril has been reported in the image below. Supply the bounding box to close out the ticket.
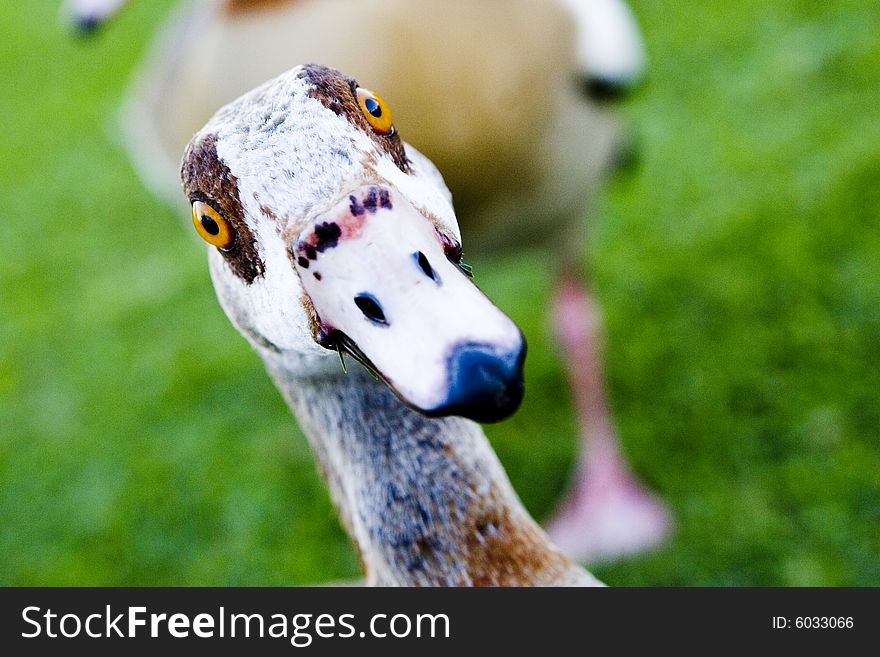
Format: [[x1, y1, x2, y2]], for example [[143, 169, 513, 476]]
[[414, 251, 440, 284], [354, 293, 387, 325]]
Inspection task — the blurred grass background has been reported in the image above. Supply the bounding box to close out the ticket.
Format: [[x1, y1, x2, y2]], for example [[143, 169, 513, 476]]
[[1, 1, 878, 585]]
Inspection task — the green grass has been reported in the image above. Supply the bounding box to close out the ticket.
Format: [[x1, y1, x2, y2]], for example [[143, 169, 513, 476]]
[[1, 1, 878, 585]]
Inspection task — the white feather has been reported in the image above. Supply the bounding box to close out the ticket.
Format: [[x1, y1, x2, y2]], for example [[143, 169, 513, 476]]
[[557, 0, 647, 85]]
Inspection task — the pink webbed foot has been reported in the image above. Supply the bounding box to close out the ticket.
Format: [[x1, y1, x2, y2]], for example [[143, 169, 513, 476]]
[[545, 435, 673, 563], [544, 277, 672, 563]]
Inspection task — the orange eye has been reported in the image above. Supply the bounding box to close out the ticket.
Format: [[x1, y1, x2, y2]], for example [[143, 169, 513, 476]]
[[356, 87, 394, 136], [192, 201, 235, 250]]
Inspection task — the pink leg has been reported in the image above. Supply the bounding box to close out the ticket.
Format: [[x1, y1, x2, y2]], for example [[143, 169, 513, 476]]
[[544, 275, 672, 563]]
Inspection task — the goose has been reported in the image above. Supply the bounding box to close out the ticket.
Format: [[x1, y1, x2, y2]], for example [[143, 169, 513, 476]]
[[180, 61, 603, 586], [68, 0, 670, 562]]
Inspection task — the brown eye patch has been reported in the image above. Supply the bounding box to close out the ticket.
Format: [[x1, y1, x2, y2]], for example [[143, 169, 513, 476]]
[[298, 64, 410, 173], [180, 132, 265, 284]]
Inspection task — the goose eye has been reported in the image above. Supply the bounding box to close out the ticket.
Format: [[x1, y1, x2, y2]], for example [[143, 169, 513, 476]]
[[192, 201, 235, 250], [356, 87, 394, 136]]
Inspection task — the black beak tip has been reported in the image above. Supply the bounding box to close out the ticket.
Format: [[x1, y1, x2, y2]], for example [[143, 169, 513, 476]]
[[434, 340, 527, 424], [582, 75, 639, 102], [72, 14, 102, 36]]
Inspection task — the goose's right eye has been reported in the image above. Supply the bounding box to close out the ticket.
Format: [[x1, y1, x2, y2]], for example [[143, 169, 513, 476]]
[[354, 293, 388, 325], [192, 201, 235, 250]]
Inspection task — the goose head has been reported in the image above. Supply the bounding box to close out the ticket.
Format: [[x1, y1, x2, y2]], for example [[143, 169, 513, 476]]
[[181, 64, 525, 423]]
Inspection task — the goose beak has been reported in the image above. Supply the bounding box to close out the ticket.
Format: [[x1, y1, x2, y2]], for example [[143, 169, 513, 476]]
[[61, 0, 130, 34], [294, 185, 526, 423], [565, 0, 647, 97]]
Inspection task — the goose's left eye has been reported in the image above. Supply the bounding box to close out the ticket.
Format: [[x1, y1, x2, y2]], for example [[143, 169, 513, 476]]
[[192, 201, 235, 250], [356, 87, 394, 136]]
